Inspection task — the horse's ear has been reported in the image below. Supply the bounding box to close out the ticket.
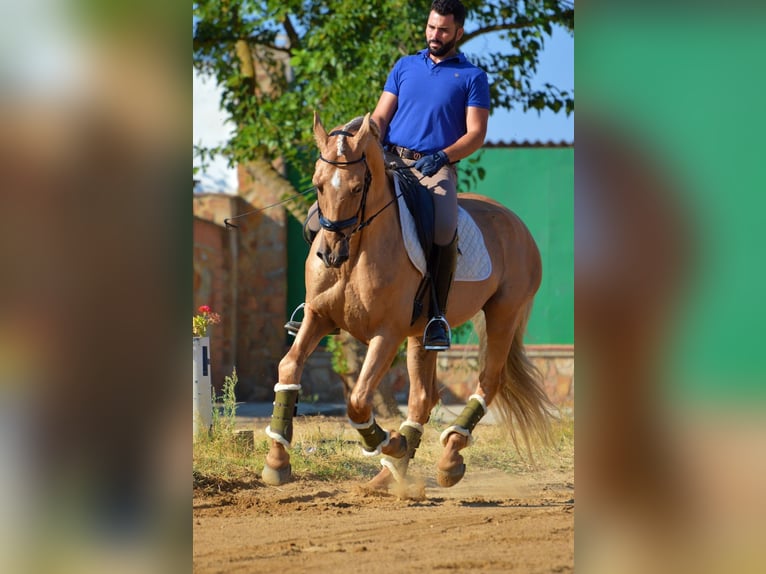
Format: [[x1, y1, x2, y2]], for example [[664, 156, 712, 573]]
[[351, 113, 372, 148], [313, 110, 328, 148], [368, 116, 381, 142]]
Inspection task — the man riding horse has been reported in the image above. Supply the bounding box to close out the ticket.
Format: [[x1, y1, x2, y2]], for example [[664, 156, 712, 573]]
[[289, 0, 489, 352]]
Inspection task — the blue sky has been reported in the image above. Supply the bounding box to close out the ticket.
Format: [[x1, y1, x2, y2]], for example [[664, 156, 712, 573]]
[[194, 25, 573, 192], [469, 26, 574, 144]]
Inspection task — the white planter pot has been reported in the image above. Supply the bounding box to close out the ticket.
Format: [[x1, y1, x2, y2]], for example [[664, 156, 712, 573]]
[[193, 336, 213, 438]]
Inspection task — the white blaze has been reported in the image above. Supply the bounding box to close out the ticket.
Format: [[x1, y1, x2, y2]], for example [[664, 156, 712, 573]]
[[331, 168, 342, 190]]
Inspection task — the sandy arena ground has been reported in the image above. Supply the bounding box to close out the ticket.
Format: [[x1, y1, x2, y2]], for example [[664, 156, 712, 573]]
[[194, 416, 574, 573]]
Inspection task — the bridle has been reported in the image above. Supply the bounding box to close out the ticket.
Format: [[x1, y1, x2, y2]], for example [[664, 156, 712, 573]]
[[316, 151, 372, 239], [316, 129, 401, 242]]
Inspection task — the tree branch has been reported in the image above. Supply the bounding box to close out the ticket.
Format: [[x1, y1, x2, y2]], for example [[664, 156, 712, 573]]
[[282, 15, 301, 50], [460, 22, 531, 45], [193, 37, 292, 56]]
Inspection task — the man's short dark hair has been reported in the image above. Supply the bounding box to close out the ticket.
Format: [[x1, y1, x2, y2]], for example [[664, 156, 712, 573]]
[[431, 0, 466, 28]]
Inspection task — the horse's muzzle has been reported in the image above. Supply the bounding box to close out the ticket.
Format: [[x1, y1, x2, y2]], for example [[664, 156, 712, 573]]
[[316, 233, 349, 268]]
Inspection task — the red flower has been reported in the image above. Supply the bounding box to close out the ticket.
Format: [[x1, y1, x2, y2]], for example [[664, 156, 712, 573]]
[[198, 305, 212, 314]]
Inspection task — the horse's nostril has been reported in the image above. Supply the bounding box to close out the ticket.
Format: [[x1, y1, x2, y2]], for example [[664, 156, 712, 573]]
[[317, 250, 331, 268]]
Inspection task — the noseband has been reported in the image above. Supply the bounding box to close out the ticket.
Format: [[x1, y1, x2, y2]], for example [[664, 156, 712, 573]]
[[317, 149, 372, 239]]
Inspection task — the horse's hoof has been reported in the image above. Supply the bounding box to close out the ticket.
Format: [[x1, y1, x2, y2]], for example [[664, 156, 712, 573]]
[[261, 463, 292, 486], [436, 463, 466, 488]]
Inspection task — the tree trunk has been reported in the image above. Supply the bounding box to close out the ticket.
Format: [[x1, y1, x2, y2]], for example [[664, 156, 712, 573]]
[[241, 159, 311, 221]]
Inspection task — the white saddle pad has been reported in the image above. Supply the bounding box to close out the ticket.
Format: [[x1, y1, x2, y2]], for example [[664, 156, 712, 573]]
[[395, 174, 492, 282]]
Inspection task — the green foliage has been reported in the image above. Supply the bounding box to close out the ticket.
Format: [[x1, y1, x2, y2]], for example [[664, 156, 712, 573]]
[[451, 319, 478, 344], [194, 368, 261, 483], [193, 1, 574, 203], [325, 335, 405, 378], [211, 367, 238, 438], [324, 336, 349, 376]]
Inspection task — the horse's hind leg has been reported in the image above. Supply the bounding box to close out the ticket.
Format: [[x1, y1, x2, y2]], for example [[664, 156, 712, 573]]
[[371, 336, 439, 488], [437, 306, 519, 487], [261, 308, 335, 486]]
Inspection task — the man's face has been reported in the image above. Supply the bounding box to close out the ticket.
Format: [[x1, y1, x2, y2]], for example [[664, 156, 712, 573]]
[[425, 11, 463, 58]]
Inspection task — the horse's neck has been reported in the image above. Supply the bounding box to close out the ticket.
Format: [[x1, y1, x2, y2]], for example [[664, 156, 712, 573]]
[[353, 172, 403, 263]]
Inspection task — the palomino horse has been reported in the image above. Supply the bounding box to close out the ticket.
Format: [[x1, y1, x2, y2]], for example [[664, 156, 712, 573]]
[[262, 112, 554, 488]]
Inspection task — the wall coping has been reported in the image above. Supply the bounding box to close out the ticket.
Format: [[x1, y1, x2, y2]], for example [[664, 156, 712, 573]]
[[446, 344, 573, 358]]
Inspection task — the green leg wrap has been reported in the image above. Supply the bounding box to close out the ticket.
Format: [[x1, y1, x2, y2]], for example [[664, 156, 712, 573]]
[[265, 387, 299, 447], [357, 421, 388, 453], [349, 415, 390, 455], [380, 420, 423, 482], [400, 423, 423, 459], [454, 397, 486, 432], [440, 394, 487, 447]]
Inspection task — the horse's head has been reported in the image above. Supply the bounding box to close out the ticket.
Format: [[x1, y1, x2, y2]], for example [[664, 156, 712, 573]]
[[311, 112, 381, 268]]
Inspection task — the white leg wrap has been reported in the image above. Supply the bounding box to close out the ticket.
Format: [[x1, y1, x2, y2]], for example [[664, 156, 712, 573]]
[[440, 424, 475, 447], [265, 425, 291, 449], [361, 430, 390, 456], [273, 383, 301, 392], [347, 412, 375, 430], [380, 455, 405, 483]]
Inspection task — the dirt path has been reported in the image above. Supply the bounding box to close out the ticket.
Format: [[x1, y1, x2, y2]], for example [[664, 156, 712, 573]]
[[194, 465, 574, 573]]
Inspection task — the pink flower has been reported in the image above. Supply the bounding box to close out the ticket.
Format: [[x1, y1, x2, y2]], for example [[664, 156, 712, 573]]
[[193, 306, 221, 337]]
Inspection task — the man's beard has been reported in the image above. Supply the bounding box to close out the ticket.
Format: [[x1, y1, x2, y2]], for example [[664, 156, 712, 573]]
[[428, 36, 456, 57]]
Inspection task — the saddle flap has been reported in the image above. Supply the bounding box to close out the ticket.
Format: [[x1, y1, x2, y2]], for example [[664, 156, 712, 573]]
[[395, 170, 434, 256]]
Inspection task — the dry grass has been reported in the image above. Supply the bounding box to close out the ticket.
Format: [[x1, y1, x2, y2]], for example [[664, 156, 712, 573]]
[[193, 405, 574, 488]]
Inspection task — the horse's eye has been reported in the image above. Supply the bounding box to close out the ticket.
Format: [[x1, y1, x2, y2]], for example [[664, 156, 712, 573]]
[[352, 185, 362, 195]]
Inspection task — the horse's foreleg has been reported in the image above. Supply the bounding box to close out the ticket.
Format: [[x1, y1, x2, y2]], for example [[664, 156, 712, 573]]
[[261, 309, 335, 486], [346, 335, 407, 462], [374, 336, 438, 487]]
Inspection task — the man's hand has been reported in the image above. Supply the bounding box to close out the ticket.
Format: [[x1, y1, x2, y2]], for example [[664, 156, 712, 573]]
[[414, 150, 449, 177]]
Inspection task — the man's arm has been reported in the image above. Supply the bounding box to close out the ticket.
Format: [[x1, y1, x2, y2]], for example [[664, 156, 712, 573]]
[[371, 91, 398, 141], [442, 106, 489, 162]]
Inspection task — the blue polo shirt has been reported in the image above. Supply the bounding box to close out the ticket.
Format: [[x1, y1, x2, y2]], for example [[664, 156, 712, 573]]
[[382, 49, 490, 155]]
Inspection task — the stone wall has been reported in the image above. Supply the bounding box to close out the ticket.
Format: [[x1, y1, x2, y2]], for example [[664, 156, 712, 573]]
[[301, 345, 574, 410], [193, 192, 288, 399]]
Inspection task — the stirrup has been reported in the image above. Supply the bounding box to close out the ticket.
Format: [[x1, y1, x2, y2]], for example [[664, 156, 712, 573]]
[[423, 316, 451, 351], [284, 303, 340, 337], [284, 303, 305, 337]]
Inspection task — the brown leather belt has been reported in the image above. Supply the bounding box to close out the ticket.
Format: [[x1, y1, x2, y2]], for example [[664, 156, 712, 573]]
[[385, 144, 425, 161]]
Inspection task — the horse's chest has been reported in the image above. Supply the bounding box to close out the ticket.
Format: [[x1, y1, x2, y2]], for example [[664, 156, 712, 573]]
[[309, 264, 405, 324]]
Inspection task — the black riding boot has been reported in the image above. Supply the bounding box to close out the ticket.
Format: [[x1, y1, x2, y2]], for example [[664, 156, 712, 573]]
[[423, 233, 458, 351]]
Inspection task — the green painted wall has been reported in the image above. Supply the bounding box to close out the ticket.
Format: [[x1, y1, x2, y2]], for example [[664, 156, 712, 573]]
[[285, 146, 574, 346], [463, 147, 574, 345]]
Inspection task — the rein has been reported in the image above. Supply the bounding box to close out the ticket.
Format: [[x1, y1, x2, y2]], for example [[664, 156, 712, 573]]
[[223, 133, 414, 235]]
